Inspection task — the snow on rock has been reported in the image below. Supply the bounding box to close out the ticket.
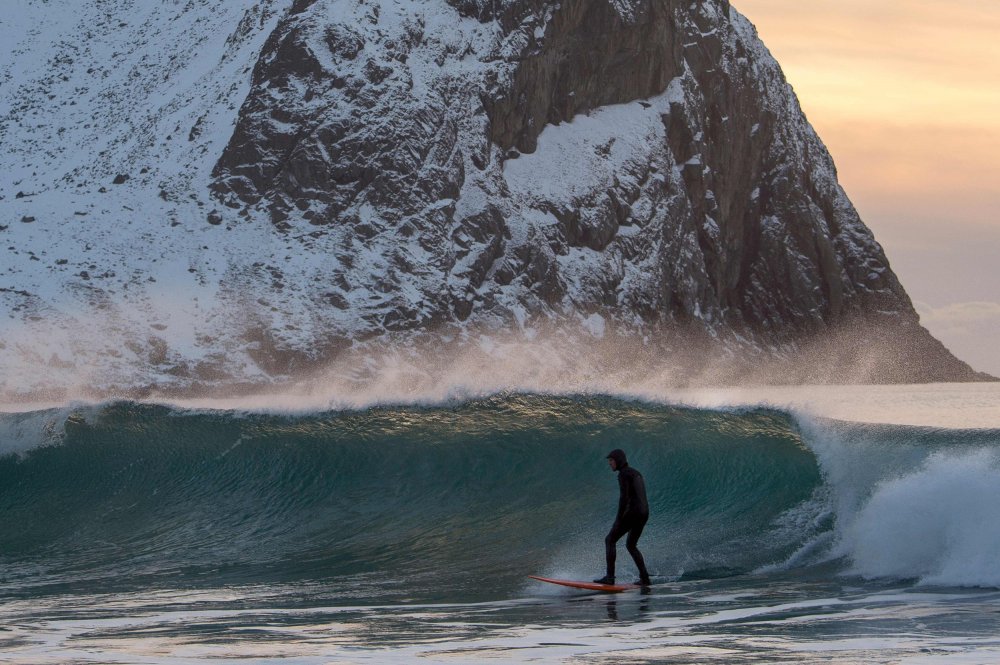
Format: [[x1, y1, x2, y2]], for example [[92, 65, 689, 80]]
[[0, 0, 988, 398], [503, 95, 669, 208], [1, 0, 295, 394]]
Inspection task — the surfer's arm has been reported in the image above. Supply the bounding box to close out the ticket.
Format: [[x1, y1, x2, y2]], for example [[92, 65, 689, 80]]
[[616, 473, 630, 521]]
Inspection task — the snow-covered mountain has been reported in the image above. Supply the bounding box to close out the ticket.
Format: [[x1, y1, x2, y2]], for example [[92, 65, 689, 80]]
[[0, 0, 988, 399]]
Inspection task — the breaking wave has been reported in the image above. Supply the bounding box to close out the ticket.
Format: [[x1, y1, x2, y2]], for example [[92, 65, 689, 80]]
[[1, 394, 998, 601]]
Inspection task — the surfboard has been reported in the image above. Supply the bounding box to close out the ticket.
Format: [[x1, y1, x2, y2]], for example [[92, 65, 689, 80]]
[[528, 575, 641, 593]]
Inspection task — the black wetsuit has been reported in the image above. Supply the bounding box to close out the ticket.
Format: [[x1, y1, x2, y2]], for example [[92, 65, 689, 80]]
[[605, 452, 650, 581]]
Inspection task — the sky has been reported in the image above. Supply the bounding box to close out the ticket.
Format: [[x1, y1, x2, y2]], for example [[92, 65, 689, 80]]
[[734, 0, 1000, 377]]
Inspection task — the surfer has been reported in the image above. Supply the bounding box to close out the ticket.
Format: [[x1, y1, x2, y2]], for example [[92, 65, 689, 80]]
[[594, 448, 651, 586]]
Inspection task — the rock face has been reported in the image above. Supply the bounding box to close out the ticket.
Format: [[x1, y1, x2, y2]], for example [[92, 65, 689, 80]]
[[210, 0, 979, 376], [0, 0, 989, 396]]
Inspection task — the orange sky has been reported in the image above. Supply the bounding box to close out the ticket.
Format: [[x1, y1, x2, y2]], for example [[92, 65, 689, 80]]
[[734, 0, 1000, 375], [734, 0, 1000, 210]]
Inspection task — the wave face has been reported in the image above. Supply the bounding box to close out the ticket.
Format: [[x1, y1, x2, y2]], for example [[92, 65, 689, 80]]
[[1, 395, 998, 601]]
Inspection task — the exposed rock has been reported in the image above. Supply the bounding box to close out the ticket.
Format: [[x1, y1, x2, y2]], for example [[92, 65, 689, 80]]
[[208, 0, 983, 382], [0, 0, 988, 396]]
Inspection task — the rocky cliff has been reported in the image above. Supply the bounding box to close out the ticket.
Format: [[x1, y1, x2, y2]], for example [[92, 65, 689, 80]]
[[0, 0, 989, 398]]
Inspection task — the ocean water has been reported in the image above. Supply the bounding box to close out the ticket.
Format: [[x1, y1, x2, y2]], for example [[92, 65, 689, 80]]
[[2, 384, 1000, 663]]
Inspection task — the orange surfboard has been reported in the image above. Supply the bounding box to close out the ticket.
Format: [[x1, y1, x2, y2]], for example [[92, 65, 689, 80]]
[[528, 575, 641, 593]]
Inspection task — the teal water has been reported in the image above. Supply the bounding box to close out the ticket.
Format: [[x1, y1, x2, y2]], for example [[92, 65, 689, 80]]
[[2, 391, 1000, 662]]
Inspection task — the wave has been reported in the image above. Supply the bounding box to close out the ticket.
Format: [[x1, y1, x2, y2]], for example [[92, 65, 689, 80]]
[[1, 394, 998, 599]]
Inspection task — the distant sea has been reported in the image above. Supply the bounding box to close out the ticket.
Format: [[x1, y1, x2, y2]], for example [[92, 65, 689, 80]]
[[2, 383, 1000, 663]]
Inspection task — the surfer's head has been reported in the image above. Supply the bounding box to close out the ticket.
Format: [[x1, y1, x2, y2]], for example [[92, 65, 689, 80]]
[[606, 449, 627, 471]]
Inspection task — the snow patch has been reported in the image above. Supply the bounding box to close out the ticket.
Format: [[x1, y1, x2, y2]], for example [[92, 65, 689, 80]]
[[503, 92, 674, 206], [581, 313, 606, 338]]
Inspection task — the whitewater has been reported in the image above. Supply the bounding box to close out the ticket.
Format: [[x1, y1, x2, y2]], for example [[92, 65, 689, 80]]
[[2, 383, 1000, 663]]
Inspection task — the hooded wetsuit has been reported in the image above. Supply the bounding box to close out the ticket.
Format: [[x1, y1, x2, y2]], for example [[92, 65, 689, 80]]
[[604, 448, 650, 582]]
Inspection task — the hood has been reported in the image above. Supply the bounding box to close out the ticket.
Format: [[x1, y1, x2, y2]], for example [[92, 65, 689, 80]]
[[606, 449, 628, 470]]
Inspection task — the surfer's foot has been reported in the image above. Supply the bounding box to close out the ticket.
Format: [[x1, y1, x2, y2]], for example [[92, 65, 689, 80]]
[[593, 575, 615, 585], [636, 576, 652, 586]]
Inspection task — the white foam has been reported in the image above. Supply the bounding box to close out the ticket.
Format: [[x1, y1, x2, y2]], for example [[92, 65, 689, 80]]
[[842, 449, 1000, 587], [0, 405, 90, 457]]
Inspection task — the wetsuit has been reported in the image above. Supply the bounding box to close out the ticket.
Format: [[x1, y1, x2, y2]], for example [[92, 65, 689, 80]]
[[604, 449, 650, 582]]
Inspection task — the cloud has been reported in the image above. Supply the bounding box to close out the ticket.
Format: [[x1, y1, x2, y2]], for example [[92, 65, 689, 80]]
[[914, 301, 1000, 376]]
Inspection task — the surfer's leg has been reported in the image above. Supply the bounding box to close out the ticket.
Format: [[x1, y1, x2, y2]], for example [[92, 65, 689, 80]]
[[604, 523, 627, 579], [625, 519, 650, 581]]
